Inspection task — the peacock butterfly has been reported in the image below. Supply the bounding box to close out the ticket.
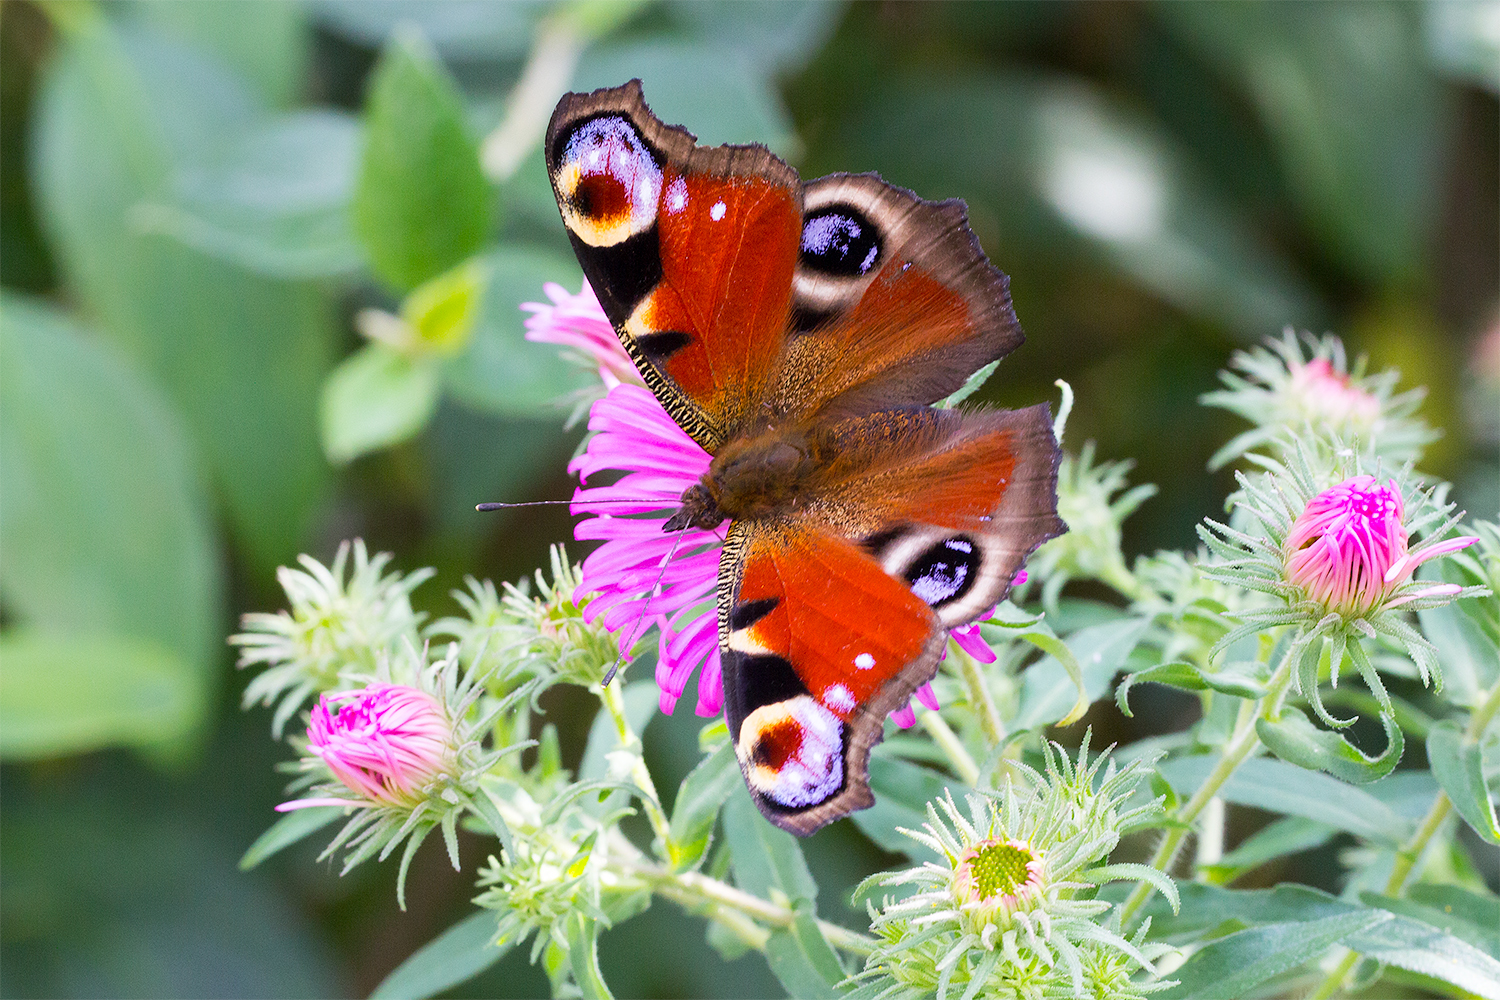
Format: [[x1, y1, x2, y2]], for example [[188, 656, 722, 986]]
[[546, 80, 1064, 836]]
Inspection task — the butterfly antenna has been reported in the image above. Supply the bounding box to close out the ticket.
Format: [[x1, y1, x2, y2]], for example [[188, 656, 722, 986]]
[[600, 525, 689, 689], [475, 498, 670, 512]]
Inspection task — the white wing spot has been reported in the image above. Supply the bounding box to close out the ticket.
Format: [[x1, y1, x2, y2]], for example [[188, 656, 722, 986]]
[[666, 176, 688, 214], [710, 200, 727, 221], [824, 684, 855, 715], [854, 653, 875, 670]]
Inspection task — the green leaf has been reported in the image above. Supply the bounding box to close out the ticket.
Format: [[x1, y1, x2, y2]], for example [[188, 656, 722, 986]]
[[1256, 705, 1404, 784], [565, 912, 613, 1000], [132, 109, 364, 279], [0, 632, 201, 760], [239, 806, 344, 870], [1158, 910, 1386, 999], [1118, 660, 1266, 716], [1363, 889, 1500, 961], [1427, 720, 1500, 845], [31, 22, 335, 570], [369, 909, 508, 1000], [441, 244, 594, 417], [319, 343, 441, 464], [1202, 816, 1335, 882], [0, 296, 220, 691], [401, 257, 488, 356], [722, 786, 818, 904], [313, 1, 549, 61], [854, 750, 964, 856], [1156, 755, 1411, 846], [353, 26, 493, 291], [765, 911, 843, 1000], [667, 741, 740, 871], [1419, 601, 1498, 706], [1342, 911, 1500, 999], [1015, 617, 1150, 729]]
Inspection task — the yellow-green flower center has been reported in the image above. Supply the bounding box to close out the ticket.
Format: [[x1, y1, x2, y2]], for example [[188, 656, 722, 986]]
[[967, 841, 1035, 900]]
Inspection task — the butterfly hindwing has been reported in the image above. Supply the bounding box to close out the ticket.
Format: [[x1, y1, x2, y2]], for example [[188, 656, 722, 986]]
[[547, 81, 801, 450], [719, 404, 1062, 833], [719, 521, 948, 835]]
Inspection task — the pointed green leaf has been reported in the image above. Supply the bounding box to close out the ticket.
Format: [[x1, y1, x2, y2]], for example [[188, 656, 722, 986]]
[[1257, 705, 1404, 784], [667, 741, 739, 872], [32, 23, 335, 571], [854, 750, 964, 856], [369, 909, 508, 1000], [1342, 910, 1500, 999], [1202, 816, 1335, 882], [765, 910, 843, 1000], [1016, 617, 1150, 729], [1159, 911, 1386, 999], [1156, 755, 1410, 846], [722, 786, 818, 904], [239, 806, 343, 870], [1427, 720, 1500, 845], [320, 343, 440, 464], [353, 26, 493, 291], [133, 110, 363, 279]]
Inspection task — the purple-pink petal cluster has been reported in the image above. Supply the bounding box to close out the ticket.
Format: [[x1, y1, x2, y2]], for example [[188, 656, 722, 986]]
[[1284, 475, 1476, 616], [280, 684, 451, 810], [522, 282, 641, 389], [570, 383, 723, 715]]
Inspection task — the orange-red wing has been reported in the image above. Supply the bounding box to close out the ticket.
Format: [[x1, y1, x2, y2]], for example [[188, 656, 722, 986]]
[[547, 81, 801, 451], [718, 522, 945, 835], [809, 404, 1065, 629], [777, 173, 1023, 420]]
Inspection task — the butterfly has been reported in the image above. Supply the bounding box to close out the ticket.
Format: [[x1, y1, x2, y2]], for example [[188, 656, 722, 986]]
[[546, 80, 1064, 836]]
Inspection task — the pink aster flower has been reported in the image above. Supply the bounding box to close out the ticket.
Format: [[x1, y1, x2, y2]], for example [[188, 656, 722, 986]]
[[571, 383, 1019, 724], [522, 281, 641, 389], [1284, 475, 1477, 618], [279, 684, 452, 811], [1287, 357, 1381, 428]]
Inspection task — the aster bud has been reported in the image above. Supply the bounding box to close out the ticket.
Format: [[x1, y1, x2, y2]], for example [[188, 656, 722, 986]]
[[302, 684, 453, 809]]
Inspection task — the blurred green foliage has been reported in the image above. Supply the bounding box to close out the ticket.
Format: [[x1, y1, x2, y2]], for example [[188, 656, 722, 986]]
[[1, 1, 1494, 997]]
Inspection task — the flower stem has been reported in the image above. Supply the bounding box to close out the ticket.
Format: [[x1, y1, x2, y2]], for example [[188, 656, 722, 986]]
[[919, 710, 981, 787], [955, 645, 1005, 748], [1121, 650, 1296, 927], [599, 681, 672, 846], [1307, 674, 1500, 1000], [637, 866, 877, 956]]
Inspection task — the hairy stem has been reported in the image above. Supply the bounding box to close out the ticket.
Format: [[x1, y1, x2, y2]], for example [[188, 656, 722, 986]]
[[636, 866, 877, 957], [599, 681, 672, 846], [955, 645, 1006, 748], [1121, 648, 1295, 927], [920, 710, 981, 787]]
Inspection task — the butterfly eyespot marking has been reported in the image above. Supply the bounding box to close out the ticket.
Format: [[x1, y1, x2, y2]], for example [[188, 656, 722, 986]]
[[738, 695, 845, 809], [554, 115, 662, 247], [801, 205, 882, 277], [905, 536, 981, 608]]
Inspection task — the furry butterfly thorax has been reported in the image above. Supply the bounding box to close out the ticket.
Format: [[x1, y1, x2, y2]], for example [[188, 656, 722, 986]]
[[547, 80, 1064, 835]]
